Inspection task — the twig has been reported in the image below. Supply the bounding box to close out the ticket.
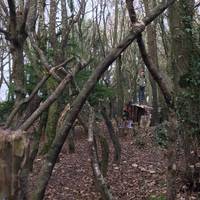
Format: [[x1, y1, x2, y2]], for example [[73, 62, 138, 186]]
[[194, 1, 200, 8]]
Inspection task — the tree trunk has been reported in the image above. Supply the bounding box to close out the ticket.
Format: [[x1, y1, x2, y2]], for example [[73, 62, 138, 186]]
[[68, 127, 75, 154], [113, 0, 124, 117], [78, 110, 109, 176], [98, 133, 109, 177], [0, 129, 29, 200], [42, 100, 59, 154], [101, 107, 121, 164], [143, 0, 159, 125], [88, 108, 113, 200], [166, 110, 178, 200], [11, 44, 26, 126], [116, 55, 124, 116], [169, 0, 197, 194]]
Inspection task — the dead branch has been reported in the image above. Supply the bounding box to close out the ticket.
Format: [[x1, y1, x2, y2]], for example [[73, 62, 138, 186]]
[[28, 32, 62, 82], [194, 1, 200, 8], [5, 57, 75, 129], [19, 61, 88, 131]]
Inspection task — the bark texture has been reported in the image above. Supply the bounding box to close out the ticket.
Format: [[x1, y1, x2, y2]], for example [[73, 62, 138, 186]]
[[101, 107, 121, 163], [0, 129, 29, 200], [88, 108, 113, 200]]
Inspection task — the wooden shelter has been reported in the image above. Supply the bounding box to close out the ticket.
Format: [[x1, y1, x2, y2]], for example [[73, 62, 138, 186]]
[[130, 104, 152, 124]]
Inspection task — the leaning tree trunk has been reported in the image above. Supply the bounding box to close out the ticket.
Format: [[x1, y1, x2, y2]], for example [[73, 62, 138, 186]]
[[113, 0, 124, 117], [143, 0, 159, 125], [166, 110, 178, 200], [0, 128, 29, 200], [101, 107, 121, 164]]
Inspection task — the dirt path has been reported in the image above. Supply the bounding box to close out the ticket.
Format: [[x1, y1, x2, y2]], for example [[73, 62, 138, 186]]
[[31, 130, 166, 200], [31, 129, 198, 200]]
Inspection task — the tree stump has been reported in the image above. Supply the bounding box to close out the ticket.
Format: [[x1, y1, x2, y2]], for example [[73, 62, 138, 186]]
[[0, 128, 29, 200]]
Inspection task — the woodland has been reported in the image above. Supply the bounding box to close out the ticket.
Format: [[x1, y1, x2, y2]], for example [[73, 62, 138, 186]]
[[0, 0, 200, 199]]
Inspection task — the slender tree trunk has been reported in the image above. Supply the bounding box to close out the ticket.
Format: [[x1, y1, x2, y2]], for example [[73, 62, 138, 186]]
[[143, 0, 159, 125], [98, 132, 109, 177], [116, 55, 124, 116], [88, 108, 113, 200], [68, 126, 75, 153], [166, 110, 178, 200], [42, 100, 59, 154], [170, 0, 199, 193], [113, 0, 124, 116], [11, 43, 26, 126], [78, 111, 109, 176], [101, 107, 121, 164]]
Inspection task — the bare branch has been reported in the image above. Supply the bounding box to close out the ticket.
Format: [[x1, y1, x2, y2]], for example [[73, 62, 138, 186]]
[[5, 57, 75, 129], [5, 76, 49, 129], [19, 61, 88, 131], [61, 0, 86, 48], [0, 1, 8, 16], [28, 32, 62, 81], [194, 1, 200, 8]]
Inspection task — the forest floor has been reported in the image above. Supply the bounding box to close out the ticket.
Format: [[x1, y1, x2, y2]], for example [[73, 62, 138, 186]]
[[31, 125, 200, 200]]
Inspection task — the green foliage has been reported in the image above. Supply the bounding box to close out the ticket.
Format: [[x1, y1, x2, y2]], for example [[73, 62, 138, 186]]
[[24, 63, 39, 95], [177, 55, 200, 136], [179, 58, 200, 89], [75, 69, 115, 106], [7, 82, 15, 98], [47, 48, 54, 62], [0, 101, 14, 122], [154, 122, 168, 148]]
